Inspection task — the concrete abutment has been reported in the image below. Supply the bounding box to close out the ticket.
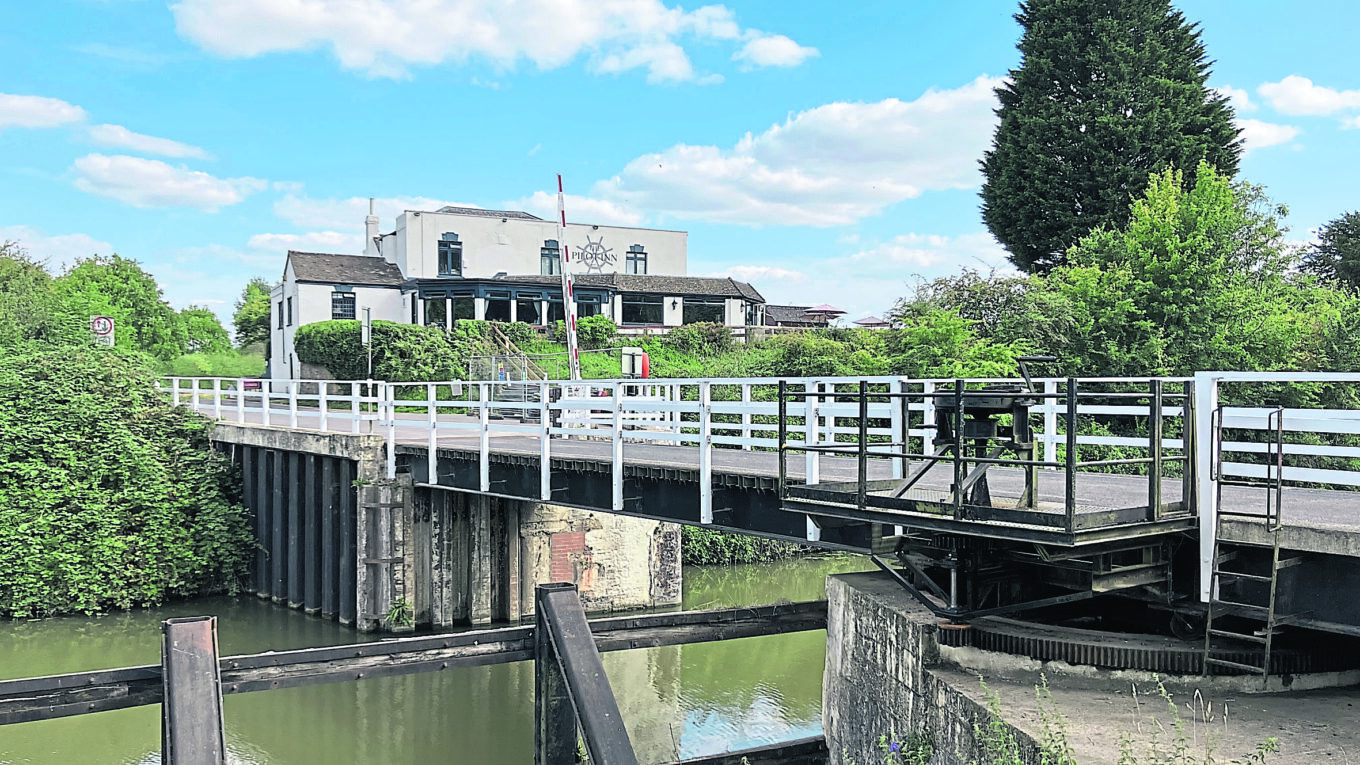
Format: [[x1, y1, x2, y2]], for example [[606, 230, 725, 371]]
[[213, 423, 681, 632]]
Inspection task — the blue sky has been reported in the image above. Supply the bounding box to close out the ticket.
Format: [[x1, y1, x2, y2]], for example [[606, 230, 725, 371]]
[[3, 0, 1359, 326]]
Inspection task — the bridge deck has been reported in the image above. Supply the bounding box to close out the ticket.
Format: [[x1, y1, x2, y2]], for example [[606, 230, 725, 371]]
[[205, 404, 1360, 555]]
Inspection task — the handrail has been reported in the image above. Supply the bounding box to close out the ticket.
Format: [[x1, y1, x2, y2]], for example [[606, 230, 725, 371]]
[[488, 324, 547, 381], [159, 372, 1360, 551]]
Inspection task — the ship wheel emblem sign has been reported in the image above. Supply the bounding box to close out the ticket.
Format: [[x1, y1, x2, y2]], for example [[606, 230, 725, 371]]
[[576, 235, 616, 274]]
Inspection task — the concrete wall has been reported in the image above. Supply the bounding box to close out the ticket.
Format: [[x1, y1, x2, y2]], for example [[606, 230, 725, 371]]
[[823, 572, 1045, 765], [518, 503, 682, 616], [417, 490, 681, 626], [396, 210, 687, 279]]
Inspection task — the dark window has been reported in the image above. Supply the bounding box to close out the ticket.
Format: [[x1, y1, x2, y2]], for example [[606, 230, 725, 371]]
[[548, 299, 566, 323], [541, 240, 561, 276], [621, 294, 663, 324], [277, 301, 284, 329], [438, 232, 462, 276], [452, 296, 475, 321], [286, 297, 293, 326], [517, 297, 542, 324], [683, 297, 724, 325], [625, 244, 647, 275], [424, 298, 447, 328], [411, 296, 418, 324], [577, 301, 601, 318], [745, 302, 760, 327], [332, 292, 356, 320], [485, 293, 511, 322]]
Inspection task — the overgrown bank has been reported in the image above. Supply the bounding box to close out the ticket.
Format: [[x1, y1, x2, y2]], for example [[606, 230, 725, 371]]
[[0, 346, 252, 617]]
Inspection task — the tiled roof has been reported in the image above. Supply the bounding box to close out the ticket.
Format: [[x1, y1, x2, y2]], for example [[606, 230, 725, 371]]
[[288, 252, 405, 286], [764, 304, 827, 325], [497, 273, 764, 301], [434, 206, 542, 221]]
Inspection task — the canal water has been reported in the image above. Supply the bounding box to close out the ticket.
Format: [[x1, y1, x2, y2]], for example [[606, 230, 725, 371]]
[[0, 556, 872, 764]]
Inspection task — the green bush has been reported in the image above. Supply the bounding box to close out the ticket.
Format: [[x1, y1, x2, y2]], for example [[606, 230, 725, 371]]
[[491, 320, 536, 347], [681, 526, 808, 565], [294, 320, 471, 381], [663, 322, 734, 357], [554, 314, 618, 349], [0, 347, 253, 616]]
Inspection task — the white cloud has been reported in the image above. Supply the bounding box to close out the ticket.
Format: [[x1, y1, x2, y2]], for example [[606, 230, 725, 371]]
[[1236, 118, 1302, 154], [170, 0, 812, 82], [87, 123, 212, 159], [705, 264, 807, 283], [594, 75, 1004, 226], [845, 232, 1009, 270], [247, 231, 364, 253], [1341, 115, 1360, 130], [512, 191, 645, 226], [733, 34, 818, 69], [0, 225, 113, 273], [0, 93, 86, 129], [72, 154, 266, 211], [592, 40, 697, 84], [273, 194, 477, 230], [1214, 85, 1256, 112], [1258, 75, 1360, 116]]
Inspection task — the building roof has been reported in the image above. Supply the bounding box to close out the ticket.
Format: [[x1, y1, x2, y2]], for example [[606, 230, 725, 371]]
[[288, 251, 405, 287], [764, 304, 826, 325], [434, 205, 543, 221], [492, 273, 764, 302]]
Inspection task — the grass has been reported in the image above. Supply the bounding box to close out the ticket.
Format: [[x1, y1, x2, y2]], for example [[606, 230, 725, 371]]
[[966, 676, 1279, 765]]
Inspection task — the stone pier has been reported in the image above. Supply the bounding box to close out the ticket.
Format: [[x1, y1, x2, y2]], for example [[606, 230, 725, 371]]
[[211, 423, 681, 633], [417, 489, 682, 627]]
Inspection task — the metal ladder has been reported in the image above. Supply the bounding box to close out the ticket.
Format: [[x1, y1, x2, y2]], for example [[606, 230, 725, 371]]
[[1203, 407, 1303, 677]]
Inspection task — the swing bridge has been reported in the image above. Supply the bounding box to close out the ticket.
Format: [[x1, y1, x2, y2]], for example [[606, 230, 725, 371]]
[[159, 369, 1360, 677]]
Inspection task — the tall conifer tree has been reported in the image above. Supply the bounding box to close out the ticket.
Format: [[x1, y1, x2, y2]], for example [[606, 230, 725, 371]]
[[980, 0, 1242, 274]]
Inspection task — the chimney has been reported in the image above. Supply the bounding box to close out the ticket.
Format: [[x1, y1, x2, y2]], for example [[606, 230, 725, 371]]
[[364, 197, 380, 257]]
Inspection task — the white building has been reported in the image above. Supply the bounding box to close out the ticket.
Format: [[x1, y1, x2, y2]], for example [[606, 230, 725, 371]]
[[269, 203, 765, 378]]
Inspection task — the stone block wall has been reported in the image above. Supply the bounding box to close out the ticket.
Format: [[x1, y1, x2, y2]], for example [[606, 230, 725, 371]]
[[823, 572, 1043, 765]]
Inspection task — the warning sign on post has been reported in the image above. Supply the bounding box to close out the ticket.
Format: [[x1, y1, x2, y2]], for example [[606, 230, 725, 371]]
[[91, 315, 115, 347]]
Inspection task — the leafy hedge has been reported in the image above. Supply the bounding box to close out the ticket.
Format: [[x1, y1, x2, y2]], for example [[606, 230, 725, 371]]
[[552, 314, 618, 349], [681, 526, 808, 565], [0, 347, 253, 616], [663, 322, 734, 357], [294, 320, 471, 381]]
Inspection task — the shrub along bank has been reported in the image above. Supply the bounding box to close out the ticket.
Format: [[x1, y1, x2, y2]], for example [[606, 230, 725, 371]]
[[0, 346, 253, 617]]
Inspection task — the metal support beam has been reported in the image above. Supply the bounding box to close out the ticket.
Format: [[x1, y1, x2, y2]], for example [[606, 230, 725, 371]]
[[160, 616, 225, 765]]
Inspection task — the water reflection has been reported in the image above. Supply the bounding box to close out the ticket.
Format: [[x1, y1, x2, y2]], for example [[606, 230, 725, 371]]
[[0, 556, 872, 764]]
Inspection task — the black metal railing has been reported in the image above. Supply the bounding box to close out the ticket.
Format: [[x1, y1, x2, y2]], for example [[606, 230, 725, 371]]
[[777, 377, 1195, 541]]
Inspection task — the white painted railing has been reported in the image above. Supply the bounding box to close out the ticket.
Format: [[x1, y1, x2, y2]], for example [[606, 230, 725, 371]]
[[164, 372, 1360, 594]]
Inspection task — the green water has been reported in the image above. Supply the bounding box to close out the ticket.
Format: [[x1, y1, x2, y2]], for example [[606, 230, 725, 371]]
[[0, 556, 873, 764]]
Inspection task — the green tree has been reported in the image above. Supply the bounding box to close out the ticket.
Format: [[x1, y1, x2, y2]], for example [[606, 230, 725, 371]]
[[179, 306, 233, 354], [980, 0, 1242, 274], [55, 254, 187, 361], [232, 277, 274, 349], [1048, 163, 1332, 376], [883, 308, 1020, 378], [1302, 211, 1360, 292], [0, 242, 80, 348]]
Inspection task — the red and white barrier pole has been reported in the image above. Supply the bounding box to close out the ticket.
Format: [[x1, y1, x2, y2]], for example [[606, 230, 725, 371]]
[[556, 175, 583, 381]]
